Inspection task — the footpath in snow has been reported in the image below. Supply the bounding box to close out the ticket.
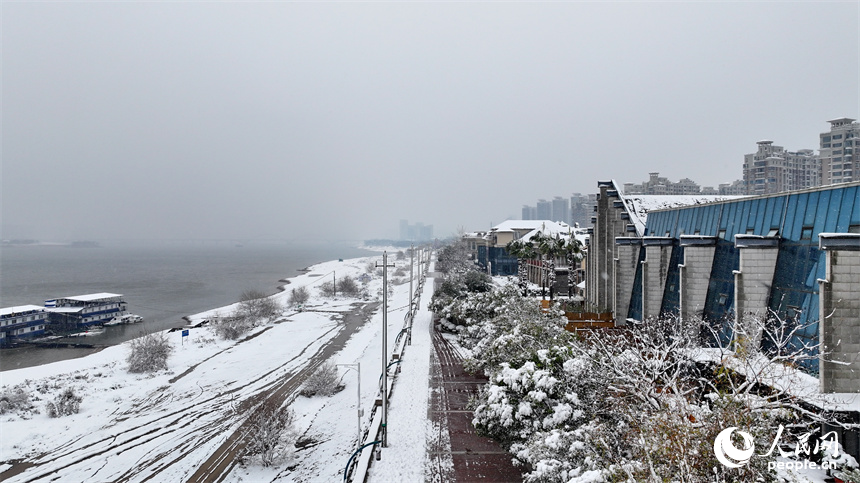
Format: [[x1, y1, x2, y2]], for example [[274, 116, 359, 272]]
[[364, 262, 436, 482]]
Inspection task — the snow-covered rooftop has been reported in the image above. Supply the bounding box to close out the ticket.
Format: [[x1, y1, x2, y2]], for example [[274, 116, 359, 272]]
[[58, 293, 123, 302], [490, 219, 570, 233], [622, 194, 746, 236], [45, 307, 85, 314], [0, 305, 47, 317]]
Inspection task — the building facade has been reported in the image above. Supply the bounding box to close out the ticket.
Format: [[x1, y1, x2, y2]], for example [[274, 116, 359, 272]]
[[624, 172, 704, 195], [819, 117, 858, 186], [586, 180, 860, 388], [743, 140, 819, 195]]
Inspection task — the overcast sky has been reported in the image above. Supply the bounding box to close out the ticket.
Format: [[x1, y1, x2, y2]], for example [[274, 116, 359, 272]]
[[2, 1, 857, 242]]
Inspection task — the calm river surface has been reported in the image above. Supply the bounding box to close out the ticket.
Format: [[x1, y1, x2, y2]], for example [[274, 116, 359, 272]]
[[0, 240, 375, 371]]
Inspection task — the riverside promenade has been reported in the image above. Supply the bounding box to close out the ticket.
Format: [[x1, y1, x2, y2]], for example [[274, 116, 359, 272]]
[[367, 267, 521, 482]]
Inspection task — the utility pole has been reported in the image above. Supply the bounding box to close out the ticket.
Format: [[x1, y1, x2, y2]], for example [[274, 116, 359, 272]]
[[375, 252, 395, 447], [333, 271, 336, 297], [408, 244, 414, 345]]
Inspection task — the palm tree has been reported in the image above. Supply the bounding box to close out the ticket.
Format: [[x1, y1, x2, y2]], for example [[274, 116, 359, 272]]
[[506, 239, 537, 295]]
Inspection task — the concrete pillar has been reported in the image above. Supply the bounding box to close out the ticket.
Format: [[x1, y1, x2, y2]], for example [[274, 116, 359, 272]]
[[679, 236, 717, 322], [733, 235, 780, 353], [733, 235, 779, 322], [614, 238, 642, 324], [819, 234, 860, 393], [642, 237, 673, 320]]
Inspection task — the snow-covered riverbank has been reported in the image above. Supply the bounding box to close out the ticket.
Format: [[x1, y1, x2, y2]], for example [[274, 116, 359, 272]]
[[0, 253, 433, 482]]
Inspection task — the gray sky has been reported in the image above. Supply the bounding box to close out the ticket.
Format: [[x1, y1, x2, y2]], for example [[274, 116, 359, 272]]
[[2, 1, 858, 242]]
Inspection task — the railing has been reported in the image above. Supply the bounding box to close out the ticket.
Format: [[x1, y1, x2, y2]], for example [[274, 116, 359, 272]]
[[343, 250, 432, 483]]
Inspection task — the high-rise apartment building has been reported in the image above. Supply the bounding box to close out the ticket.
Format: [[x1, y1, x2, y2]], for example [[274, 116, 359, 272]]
[[624, 172, 702, 195], [521, 205, 538, 220], [819, 117, 858, 185], [552, 197, 570, 224], [399, 220, 433, 241], [570, 193, 596, 227], [536, 199, 552, 220], [743, 141, 819, 195]]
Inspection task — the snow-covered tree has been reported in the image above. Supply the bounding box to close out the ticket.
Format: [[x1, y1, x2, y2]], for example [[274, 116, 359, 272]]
[[127, 332, 174, 373], [236, 289, 281, 322], [299, 362, 342, 397], [243, 398, 297, 467], [288, 286, 310, 306]]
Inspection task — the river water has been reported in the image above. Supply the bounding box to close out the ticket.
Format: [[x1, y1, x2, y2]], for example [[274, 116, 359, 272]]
[[0, 240, 375, 371]]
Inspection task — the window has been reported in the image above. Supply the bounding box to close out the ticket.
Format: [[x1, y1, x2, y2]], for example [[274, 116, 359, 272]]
[[718, 294, 728, 305], [833, 134, 843, 139], [767, 228, 779, 237], [823, 136, 832, 142], [801, 226, 813, 239], [834, 143, 843, 147], [718, 229, 727, 239]]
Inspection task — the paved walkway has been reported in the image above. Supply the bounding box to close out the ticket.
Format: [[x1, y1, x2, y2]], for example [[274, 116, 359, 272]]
[[427, 312, 522, 482]]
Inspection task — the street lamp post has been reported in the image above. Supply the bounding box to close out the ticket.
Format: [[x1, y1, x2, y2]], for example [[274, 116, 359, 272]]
[[337, 363, 361, 449], [376, 252, 394, 448]]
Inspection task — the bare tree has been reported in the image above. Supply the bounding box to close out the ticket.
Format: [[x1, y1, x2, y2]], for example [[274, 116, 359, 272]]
[[243, 398, 297, 467], [211, 316, 251, 340], [288, 286, 310, 306], [338, 276, 361, 297], [237, 290, 281, 322], [319, 277, 361, 298]]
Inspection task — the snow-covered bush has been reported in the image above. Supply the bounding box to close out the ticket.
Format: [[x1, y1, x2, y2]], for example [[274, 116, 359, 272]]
[[462, 270, 492, 293], [468, 306, 812, 482], [319, 276, 362, 298], [0, 385, 36, 416], [211, 316, 253, 340], [299, 362, 342, 397], [288, 286, 310, 306], [127, 332, 174, 373], [237, 290, 281, 322], [243, 398, 297, 467], [46, 387, 82, 418], [338, 276, 361, 297], [436, 238, 474, 274]]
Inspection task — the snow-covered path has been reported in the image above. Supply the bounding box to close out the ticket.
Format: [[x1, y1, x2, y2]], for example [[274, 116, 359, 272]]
[[365, 265, 436, 482]]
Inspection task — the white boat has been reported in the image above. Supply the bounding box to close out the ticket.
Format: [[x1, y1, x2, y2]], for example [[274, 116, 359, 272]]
[[104, 314, 144, 326], [69, 328, 105, 337]]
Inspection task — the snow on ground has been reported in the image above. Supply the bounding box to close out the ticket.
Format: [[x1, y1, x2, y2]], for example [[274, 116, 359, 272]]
[[366, 266, 435, 482], [0, 252, 428, 483]]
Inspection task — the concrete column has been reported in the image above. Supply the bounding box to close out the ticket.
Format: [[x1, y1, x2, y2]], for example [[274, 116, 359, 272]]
[[733, 235, 779, 353], [819, 234, 860, 393], [733, 235, 779, 322], [642, 237, 673, 320], [614, 238, 642, 324], [679, 236, 717, 322]]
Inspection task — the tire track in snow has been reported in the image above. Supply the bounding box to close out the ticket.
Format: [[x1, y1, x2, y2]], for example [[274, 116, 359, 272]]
[[0, 313, 357, 483]]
